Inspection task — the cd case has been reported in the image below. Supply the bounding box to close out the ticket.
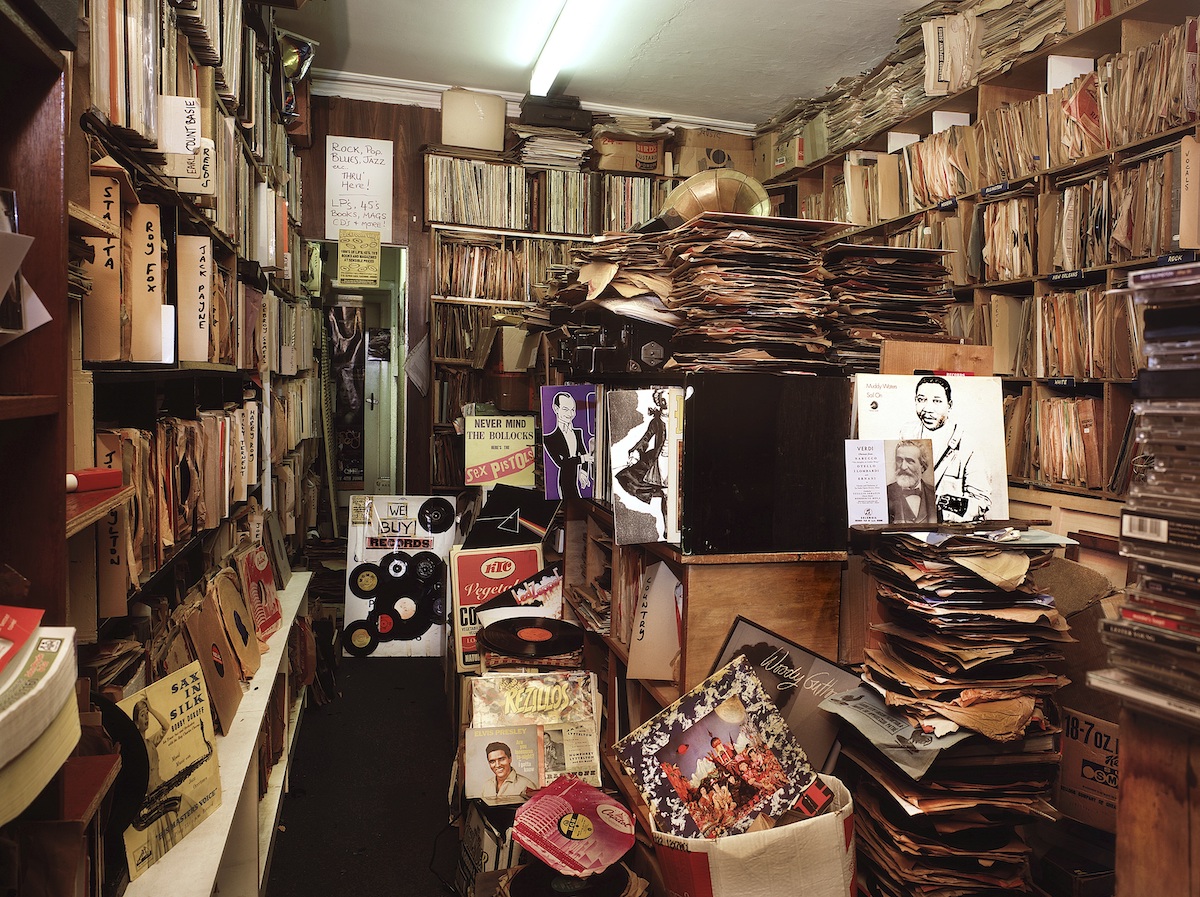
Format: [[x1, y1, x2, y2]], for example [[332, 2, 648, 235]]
[[614, 655, 833, 839]]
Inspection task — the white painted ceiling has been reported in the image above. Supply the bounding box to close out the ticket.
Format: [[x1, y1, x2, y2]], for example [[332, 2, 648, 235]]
[[275, 0, 927, 130]]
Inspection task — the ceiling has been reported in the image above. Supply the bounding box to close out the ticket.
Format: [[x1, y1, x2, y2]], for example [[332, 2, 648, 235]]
[[275, 0, 927, 131]]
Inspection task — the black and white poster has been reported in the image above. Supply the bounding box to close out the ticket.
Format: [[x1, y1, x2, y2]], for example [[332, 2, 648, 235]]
[[855, 374, 1008, 522], [608, 387, 683, 545]]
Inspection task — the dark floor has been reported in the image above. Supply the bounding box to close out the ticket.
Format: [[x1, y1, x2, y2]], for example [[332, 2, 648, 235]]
[[265, 656, 460, 897]]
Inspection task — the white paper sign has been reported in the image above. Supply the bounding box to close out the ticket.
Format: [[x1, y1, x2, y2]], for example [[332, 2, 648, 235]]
[[325, 136, 393, 243]]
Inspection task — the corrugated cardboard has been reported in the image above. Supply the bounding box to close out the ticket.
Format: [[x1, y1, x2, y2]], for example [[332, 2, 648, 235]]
[[442, 88, 506, 152], [594, 135, 664, 175], [123, 202, 164, 362], [82, 176, 123, 362], [652, 775, 855, 897], [175, 235, 213, 362], [772, 132, 806, 178], [1055, 707, 1119, 832], [753, 132, 776, 183], [673, 128, 754, 177], [1181, 134, 1199, 249]]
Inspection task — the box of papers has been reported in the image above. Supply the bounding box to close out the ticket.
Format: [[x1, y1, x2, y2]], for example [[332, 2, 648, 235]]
[[1056, 707, 1119, 832], [594, 134, 664, 175], [753, 131, 776, 183]]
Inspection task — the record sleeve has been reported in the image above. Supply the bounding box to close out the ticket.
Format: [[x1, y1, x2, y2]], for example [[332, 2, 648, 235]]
[[512, 777, 635, 876], [614, 654, 833, 839]]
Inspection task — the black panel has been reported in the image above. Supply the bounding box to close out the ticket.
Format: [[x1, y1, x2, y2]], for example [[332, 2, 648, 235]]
[[681, 373, 851, 555]]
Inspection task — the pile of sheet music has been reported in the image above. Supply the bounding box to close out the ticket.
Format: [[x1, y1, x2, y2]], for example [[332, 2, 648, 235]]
[[507, 125, 592, 170], [823, 529, 1073, 896], [820, 243, 954, 371], [659, 212, 843, 372]]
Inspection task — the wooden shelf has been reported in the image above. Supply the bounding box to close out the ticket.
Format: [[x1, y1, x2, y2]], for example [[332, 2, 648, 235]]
[[123, 572, 311, 897], [60, 753, 122, 823], [66, 484, 134, 538], [0, 394, 58, 420], [68, 201, 118, 239]]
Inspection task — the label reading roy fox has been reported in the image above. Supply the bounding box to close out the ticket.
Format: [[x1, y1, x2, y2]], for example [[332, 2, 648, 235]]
[[168, 669, 207, 733]]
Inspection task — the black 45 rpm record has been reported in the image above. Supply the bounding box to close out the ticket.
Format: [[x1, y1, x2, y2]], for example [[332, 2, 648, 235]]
[[479, 616, 584, 658], [507, 858, 627, 897]]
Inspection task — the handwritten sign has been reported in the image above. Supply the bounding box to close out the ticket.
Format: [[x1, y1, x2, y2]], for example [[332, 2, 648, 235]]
[[325, 136, 393, 243]]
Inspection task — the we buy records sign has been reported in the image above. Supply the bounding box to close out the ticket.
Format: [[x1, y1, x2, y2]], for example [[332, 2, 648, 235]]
[[465, 413, 536, 487], [451, 544, 543, 672]]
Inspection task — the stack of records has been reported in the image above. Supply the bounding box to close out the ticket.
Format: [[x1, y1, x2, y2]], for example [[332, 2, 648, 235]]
[[509, 125, 592, 170], [1091, 262, 1200, 725], [660, 213, 843, 372], [477, 617, 585, 673], [820, 243, 955, 372], [825, 528, 1072, 895]]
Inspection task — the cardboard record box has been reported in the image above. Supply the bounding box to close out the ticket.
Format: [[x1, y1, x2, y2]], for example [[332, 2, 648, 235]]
[[442, 87, 506, 152]]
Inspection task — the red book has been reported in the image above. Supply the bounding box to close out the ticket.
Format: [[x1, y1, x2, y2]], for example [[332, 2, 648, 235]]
[[66, 467, 123, 493], [0, 604, 44, 689]]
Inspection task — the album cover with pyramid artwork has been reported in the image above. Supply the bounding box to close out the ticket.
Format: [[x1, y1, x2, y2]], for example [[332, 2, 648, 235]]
[[615, 655, 833, 839], [461, 485, 560, 550]]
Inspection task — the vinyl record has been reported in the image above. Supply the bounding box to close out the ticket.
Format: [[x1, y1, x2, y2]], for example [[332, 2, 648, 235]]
[[514, 777, 636, 877], [378, 590, 438, 641], [378, 550, 413, 584], [411, 550, 444, 583], [507, 859, 628, 897], [348, 562, 383, 599], [418, 496, 455, 533], [479, 616, 584, 659]]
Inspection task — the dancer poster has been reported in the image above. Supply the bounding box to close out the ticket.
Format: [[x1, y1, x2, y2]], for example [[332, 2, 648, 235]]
[[608, 387, 683, 545]]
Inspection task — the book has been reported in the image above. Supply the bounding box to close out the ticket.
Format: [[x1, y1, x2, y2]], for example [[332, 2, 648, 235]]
[[118, 659, 222, 881], [463, 725, 545, 805], [470, 670, 602, 787], [0, 691, 81, 829], [0, 604, 43, 689], [0, 627, 77, 770], [614, 654, 834, 839]]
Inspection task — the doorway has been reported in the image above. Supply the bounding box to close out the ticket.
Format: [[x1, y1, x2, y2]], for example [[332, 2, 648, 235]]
[[323, 244, 408, 513]]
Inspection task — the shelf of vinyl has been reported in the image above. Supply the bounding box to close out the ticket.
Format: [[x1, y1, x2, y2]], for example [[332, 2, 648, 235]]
[[123, 571, 311, 897], [429, 222, 595, 243], [0, 394, 58, 420], [66, 483, 135, 538], [258, 692, 306, 888], [765, 0, 1197, 185]]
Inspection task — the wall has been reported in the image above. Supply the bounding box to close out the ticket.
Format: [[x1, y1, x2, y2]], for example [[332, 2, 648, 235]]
[[297, 95, 439, 492]]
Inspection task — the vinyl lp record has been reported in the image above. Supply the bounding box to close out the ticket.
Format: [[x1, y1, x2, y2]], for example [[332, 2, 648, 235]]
[[507, 859, 628, 897], [513, 777, 635, 876], [418, 496, 455, 533], [478, 616, 584, 659]]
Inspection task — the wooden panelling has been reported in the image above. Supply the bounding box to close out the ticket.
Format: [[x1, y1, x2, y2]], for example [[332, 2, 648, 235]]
[[297, 96, 440, 490]]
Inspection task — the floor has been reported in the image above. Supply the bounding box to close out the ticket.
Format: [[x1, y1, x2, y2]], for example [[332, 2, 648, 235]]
[[265, 656, 460, 897]]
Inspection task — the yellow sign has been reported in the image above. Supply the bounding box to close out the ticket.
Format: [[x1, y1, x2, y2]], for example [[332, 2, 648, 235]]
[[337, 228, 381, 288]]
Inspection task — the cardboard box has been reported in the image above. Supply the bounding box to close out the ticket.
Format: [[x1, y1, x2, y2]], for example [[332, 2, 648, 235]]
[[652, 774, 855, 897], [594, 134, 664, 175], [753, 131, 777, 183], [1055, 707, 1120, 833], [441, 88, 506, 152], [454, 800, 523, 897], [497, 327, 539, 373], [772, 131, 806, 179], [673, 127, 754, 178]]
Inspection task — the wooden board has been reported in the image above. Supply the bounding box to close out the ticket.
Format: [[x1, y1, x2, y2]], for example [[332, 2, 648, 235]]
[[680, 560, 840, 692], [1115, 706, 1200, 897], [879, 340, 994, 376]]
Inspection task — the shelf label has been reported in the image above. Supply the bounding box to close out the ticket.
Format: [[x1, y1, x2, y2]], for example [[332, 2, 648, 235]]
[[1048, 269, 1086, 284], [325, 135, 393, 244], [1047, 377, 1076, 388], [1158, 250, 1200, 266], [981, 181, 1011, 197], [935, 198, 958, 212]]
